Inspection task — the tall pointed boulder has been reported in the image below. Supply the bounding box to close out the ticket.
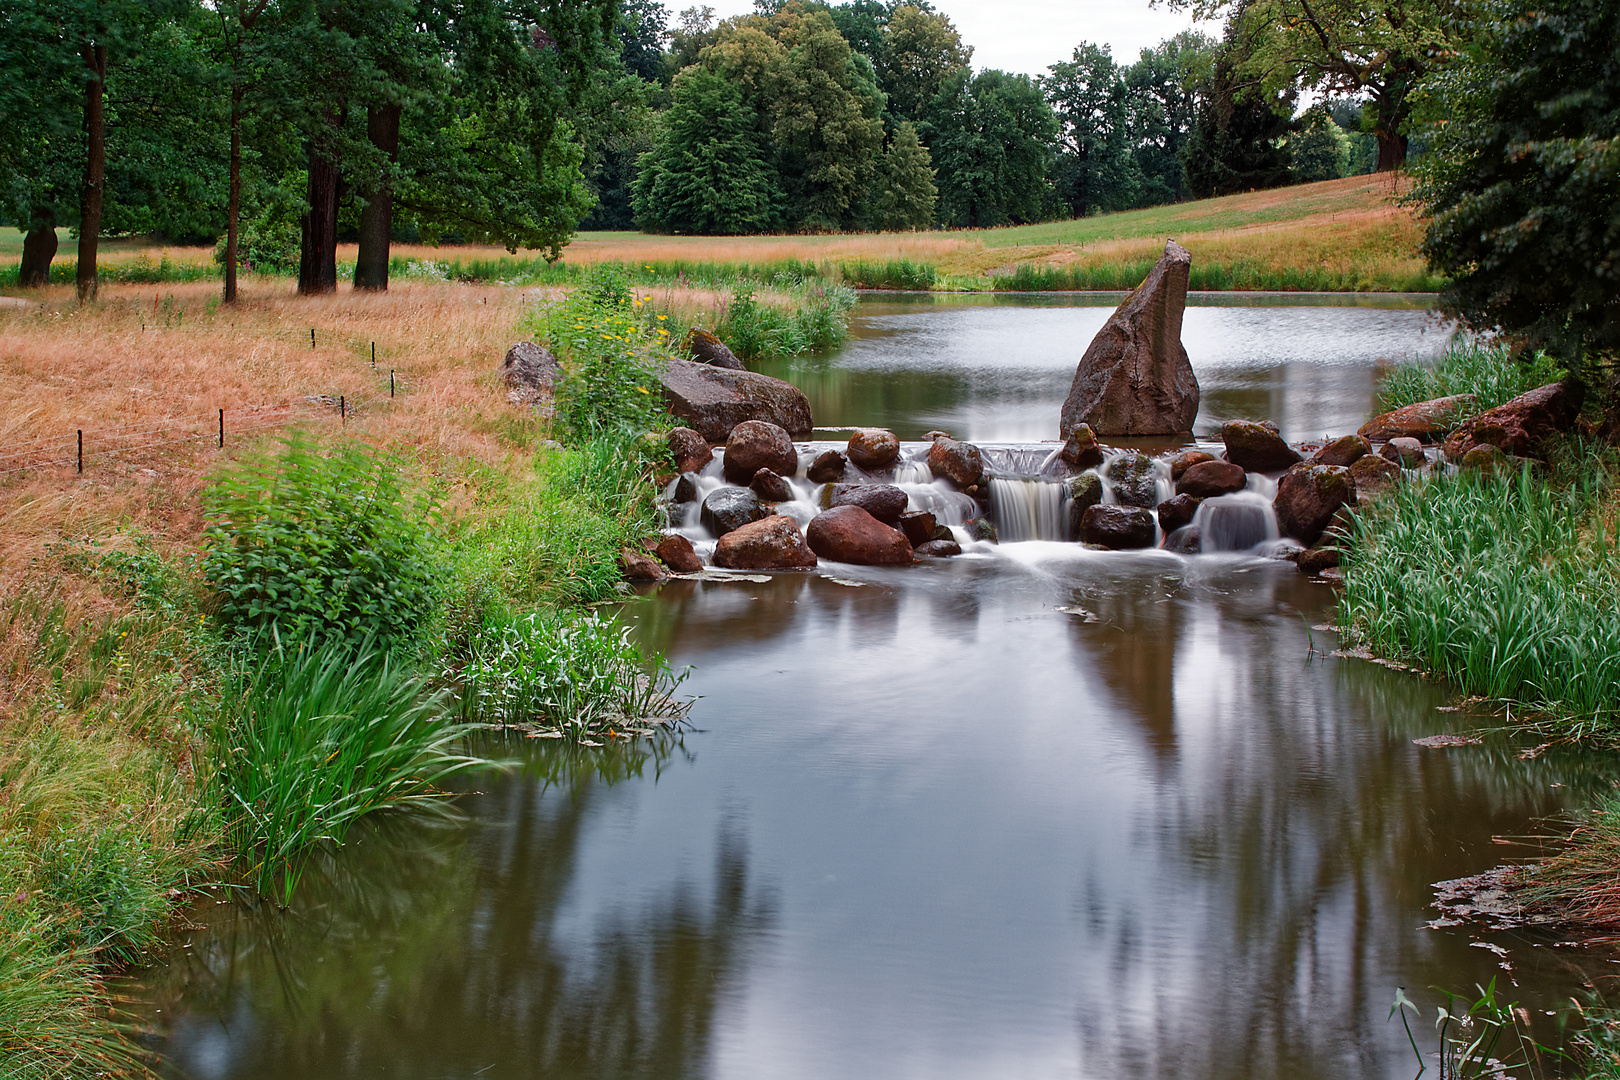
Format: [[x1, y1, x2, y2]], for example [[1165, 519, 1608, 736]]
[[1059, 240, 1199, 436]]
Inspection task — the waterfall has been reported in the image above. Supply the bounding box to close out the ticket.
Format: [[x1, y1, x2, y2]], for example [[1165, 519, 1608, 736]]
[[1192, 492, 1279, 552], [988, 477, 1070, 542]]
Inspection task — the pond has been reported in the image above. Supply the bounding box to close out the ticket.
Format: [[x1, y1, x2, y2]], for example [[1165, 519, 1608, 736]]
[[130, 294, 1618, 1080]]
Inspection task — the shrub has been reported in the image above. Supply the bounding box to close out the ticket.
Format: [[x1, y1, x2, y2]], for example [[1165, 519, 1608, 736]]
[[202, 435, 440, 647], [212, 217, 300, 275], [455, 608, 688, 740], [212, 635, 488, 904], [1376, 339, 1567, 414]]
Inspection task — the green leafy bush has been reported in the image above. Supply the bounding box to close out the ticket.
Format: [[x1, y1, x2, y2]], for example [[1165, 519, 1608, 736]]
[[714, 282, 855, 360], [455, 609, 688, 740], [212, 635, 488, 904], [202, 435, 440, 647], [211, 217, 300, 275]]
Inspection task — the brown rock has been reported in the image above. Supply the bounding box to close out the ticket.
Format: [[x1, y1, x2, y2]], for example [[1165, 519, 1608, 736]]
[[713, 515, 817, 570], [1157, 493, 1200, 533], [1459, 443, 1510, 473], [684, 326, 745, 370], [1176, 460, 1247, 499], [1169, 449, 1215, 481], [751, 468, 794, 502], [806, 505, 914, 565], [1348, 454, 1401, 498], [847, 428, 901, 470], [1106, 452, 1161, 508], [660, 358, 813, 443], [807, 450, 847, 484], [1079, 504, 1157, 549], [1273, 464, 1356, 547], [1380, 437, 1426, 468], [899, 510, 939, 547], [619, 547, 667, 581], [1359, 394, 1477, 443], [655, 533, 703, 573], [925, 437, 985, 487], [722, 420, 798, 483], [829, 483, 909, 525], [1221, 420, 1301, 473], [1060, 423, 1106, 470], [915, 539, 962, 558], [501, 341, 560, 407], [1297, 547, 1341, 574], [1060, 240, 1200, 435], [1311, 434, 1371, 467], [670, 474, 699, 503], [1442, 381, 1584, 460], [1066, 473, 1105, 540], [667, 427, 713, 474]]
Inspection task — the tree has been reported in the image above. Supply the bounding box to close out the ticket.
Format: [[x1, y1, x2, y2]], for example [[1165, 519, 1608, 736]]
[[868, 119, 936, 229], [632, 64, 779, 233], [1409, 0, 1620, 369], [1041, 43, 1139, 216], [1123, 31, 1216, 203], [1289, 105, 1348, 183], [1181, 37, 1294, 198], [1170, 0, 1465, 171], [925, 68, 1058, 228], [875, 4, 970, 124]]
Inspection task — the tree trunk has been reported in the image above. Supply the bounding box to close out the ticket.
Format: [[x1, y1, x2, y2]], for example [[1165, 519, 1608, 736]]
[[298, 134, 340, 295], [1374, 128, 1408, 172], [77, 43, 108, 303], [354, 103, 402, 291], [19, 206, 58, 287], [225, 88, 244, 304]]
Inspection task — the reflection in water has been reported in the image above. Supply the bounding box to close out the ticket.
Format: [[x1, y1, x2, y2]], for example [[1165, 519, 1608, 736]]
[[755, 293, 1450, 442]]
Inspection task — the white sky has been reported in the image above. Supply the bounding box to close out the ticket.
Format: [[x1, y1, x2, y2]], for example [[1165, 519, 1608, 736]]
[[698, 0, 1218, 77]]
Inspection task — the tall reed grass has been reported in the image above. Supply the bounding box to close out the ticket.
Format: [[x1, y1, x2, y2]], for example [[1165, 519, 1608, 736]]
[[1376, 340, 1568, 413], [1339, 451, 1620, 735], [211, 635, 489, 905]]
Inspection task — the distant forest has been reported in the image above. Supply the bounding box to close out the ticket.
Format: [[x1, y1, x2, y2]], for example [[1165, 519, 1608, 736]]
[[2, 0, 1419, 295]]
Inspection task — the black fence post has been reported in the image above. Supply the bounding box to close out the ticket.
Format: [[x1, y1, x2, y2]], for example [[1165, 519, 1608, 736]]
[[371, 342, 376, 367], [219, 408, 224, 448], [390, 370, 395, 398], [340, 395, 345, 423], [77, 430, 82, 473], [311, 328, 316, 349]]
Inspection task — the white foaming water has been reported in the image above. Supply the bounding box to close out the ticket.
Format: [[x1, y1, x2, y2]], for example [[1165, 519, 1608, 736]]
[[988, 477, 1069, 542], [1192, 491, 1280, 552]]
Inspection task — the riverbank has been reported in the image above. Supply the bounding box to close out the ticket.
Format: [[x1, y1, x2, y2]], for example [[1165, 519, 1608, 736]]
[[1, 175, 1437, 298], [0, 271, 706, 1072]]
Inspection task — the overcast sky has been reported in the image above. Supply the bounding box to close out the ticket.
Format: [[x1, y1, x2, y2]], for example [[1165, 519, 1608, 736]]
[[696, 0, 1218, 77]]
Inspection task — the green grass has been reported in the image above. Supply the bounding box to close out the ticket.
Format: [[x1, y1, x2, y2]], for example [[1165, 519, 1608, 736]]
[[1339, 449, 1620, 737], [211, 634, 490, 906], [1377, 340, 1569, 413]]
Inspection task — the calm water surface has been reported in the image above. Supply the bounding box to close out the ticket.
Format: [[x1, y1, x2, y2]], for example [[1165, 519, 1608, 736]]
[[131, 296, 1619, 1080]]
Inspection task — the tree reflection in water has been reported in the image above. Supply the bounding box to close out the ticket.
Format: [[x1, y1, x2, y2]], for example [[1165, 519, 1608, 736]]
[[130, 732, 774, 1080]]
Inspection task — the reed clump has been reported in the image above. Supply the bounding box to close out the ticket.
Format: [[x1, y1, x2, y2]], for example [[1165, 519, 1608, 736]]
[[1376, 340, 1569, 414]]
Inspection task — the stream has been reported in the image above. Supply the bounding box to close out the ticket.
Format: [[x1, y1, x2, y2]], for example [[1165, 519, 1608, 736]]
[[130, 293, 1620, 1080]]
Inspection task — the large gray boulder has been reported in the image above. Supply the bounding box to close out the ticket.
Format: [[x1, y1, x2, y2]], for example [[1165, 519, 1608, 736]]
[[660, 358, 813, 443], [501, 341, 560, 408], [1059, 240, 1200, 436]]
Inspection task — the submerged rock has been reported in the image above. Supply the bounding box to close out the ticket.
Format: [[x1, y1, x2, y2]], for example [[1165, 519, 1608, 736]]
[[1060, 240, 1199, 435], [1442, 380, 1583, 460], [806, 505, 914, 565], [926, 437, 985, 488], [1221, 420, 1301, 473], [1059, 422, 1106, 470], [1105, 452, 1160, 509], [807, 449, 847, 484], [829, 483, 909, 525], [847, 428, 901, 470], [1380, 437, 1426, 468], [684, 327, 745, 370], [1066, 473, 1104, 541], [1079, 504, 1156, 549], [1273, 464, 1356, 546], [1163, 525, 1202, 554], [667, 426, 713, 475], [1157, 493, 1200, 533], [1310, 434, 1371, 467], [722, 419, 798, 484], [750, 467, 794, 503], [1359, 394, 1477, 443], [655, 532, 703, 573], [1296, 546, 1341, 574], [660, 358, 813, 443], [713, 514, 817, 570], [1176, 460, 1246, 499], [700, 487, 767, 537], [915, 538, 962, 558]]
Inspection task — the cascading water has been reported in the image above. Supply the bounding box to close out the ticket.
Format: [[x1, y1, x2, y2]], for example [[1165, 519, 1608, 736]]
[[988, 478, 1069, 542], [1190, 492, 1281, 552]]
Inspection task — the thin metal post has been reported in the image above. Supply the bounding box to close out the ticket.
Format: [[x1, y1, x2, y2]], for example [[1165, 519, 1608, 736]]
[[219, 408, 224, 448], [340, 395, 345, 422], [311, 327, 316, 349], [390, 370, 395, 397], [77, 430, 82, 473], [371, 341, 376, 367]]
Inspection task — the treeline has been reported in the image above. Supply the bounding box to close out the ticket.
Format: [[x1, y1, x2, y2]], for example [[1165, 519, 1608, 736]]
[[0, 0, 1419, 285]]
